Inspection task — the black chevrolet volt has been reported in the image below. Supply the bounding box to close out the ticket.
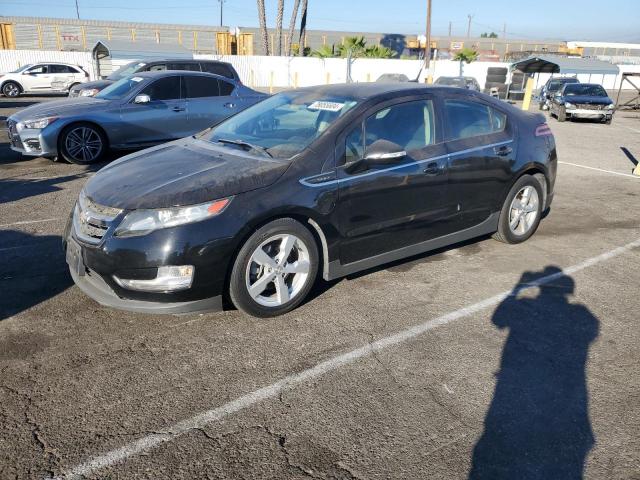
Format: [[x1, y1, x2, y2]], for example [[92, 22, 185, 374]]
[[65, 83, 557, 317]]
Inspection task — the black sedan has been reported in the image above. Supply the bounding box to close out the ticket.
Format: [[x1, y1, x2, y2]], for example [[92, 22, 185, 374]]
[[549, 83, 615, 124], [65, 84, 557, 317]]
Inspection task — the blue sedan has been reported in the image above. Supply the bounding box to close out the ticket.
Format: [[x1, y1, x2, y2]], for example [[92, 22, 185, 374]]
[[6, 70, 266, 164]]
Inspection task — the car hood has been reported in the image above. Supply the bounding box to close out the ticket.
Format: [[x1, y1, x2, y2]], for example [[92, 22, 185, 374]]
[[564, 95, 612, 105], [84, 137, 291, 210], [73, 79, 113, 91], [10, 97, 111, 121]]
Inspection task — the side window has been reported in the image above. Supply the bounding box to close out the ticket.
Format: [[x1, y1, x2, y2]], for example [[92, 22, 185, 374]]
[[365, 100, 435, 153], [140, 76, 181, 101], [344, 126, 364, 164], [184, 75, 220, 98], [147, 64, 167, 72], [27, 65, 48, 74], [49, 65, 68, 74], [444, 99, 506, 140], [201, 63, 234, 79], [168, 62, 201, 72], [218, 80, 235, 96]]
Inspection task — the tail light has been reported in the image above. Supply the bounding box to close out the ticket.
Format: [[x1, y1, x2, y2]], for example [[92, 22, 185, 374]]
[[535, 123, 553, 137]]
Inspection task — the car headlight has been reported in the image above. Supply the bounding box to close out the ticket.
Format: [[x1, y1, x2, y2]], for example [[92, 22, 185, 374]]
[[564, 102, 575, 108], [22, 117, 57, 129], [605, 103, 615, 110], [79, 88, 100, 97], [114, 197, 232, 237]]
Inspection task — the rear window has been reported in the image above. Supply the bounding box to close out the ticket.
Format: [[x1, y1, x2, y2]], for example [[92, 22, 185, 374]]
[[168, 62, 201, 72], [445, 99, 506, 140], [201, 63, 235, 79]]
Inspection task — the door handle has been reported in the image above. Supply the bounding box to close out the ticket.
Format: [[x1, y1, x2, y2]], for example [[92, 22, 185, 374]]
[[494, 145, 513, 156], [224, 102, 236, 108], [172, 106, 185, 112], [423, 162, 442, 175]]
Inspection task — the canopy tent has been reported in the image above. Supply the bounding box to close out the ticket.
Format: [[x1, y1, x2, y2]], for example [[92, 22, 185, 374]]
[[92, 39, 192, 78], [510, 55, 619, 75]]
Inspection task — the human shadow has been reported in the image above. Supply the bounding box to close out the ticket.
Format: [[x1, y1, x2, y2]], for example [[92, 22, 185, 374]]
[[469, 266, 599, 480], [0, 229, 72, 320]]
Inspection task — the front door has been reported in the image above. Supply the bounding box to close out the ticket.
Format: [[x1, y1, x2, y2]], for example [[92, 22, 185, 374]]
[[119, 75, 190, 146], [22, 65, 52, 91], [336, 97, 455, 266], [443, 95, 517, 230]]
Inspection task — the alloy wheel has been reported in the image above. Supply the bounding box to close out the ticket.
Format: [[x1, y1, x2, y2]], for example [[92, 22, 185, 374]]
[[245, 234, 311, 307], [508, 186, 539, 235], [64, 126, 103, 163], [3, 83, 19, 97]]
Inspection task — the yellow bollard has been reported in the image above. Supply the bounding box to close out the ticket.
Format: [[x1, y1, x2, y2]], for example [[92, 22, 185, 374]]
[[269, 71, 274, 94], [294, 72, 299, 88], [426, 75, 433, 84], [522, 77, 535, 111], [633, 163, 640, 176], [366, 73, 371, 82], [326, 72, 330, 84]]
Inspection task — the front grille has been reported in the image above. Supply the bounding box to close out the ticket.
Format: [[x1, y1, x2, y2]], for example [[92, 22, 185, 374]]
[[73, 191, 123, 244], [6, 119, 21, 148], [575, 103, 606, 110]]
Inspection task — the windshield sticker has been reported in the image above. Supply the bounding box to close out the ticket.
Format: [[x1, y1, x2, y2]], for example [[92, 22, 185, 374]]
[[308, 101, 345, 112], [131, 76, 144, 82]]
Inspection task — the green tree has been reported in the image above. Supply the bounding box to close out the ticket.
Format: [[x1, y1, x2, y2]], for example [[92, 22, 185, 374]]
[[364, 44, 395, 58], [453, 47, 478, 75], [311, 44, 335, 58], [336, 36, 367, 58], [480, 32, 498, 38]]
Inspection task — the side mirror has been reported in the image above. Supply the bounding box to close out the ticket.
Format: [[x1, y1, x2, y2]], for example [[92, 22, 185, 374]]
[[134, 94, 151, 104], [363, 139, 407, 167]]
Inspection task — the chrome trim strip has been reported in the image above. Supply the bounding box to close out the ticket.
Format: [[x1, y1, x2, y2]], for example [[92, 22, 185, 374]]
[[299, 140, 514, 188]]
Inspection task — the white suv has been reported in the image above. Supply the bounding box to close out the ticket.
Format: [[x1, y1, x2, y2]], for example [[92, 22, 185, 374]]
[[1, 63, 89, 97]]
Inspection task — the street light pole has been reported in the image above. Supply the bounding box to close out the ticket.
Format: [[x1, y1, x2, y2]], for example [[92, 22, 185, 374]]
[[218, 0, 225, 27], [75, 0, 80, 19], [424, 0, 432, 68]]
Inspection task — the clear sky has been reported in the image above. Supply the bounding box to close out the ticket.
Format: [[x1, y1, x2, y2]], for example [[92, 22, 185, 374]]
[[1, 0, 639, 42]]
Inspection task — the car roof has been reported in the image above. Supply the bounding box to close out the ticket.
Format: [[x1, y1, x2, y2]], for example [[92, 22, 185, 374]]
[[290, 82, 446, 100], [31, 62, 81, 67], [140, 58, 232, 65], [130, 70, 236, 81]]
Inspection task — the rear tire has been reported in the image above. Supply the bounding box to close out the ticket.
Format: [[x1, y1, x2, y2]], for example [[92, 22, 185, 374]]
[[557, 107, 566, 122], [493, 175, 543, 244], [59, 123, 107, 164], [2, 81, 21, 97], [229, 218, 319, 318]]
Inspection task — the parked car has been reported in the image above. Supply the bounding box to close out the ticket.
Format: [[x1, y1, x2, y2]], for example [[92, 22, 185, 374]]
[[1, 63, 89, 97], [549, 83, 615, 124], [64, 83, 557, 317], [434, 76, 480, 91], [376, 73, 411, 83], [537, 77, 579, 110], [69, 58, 240, 97], [7, 71, 265, 164]]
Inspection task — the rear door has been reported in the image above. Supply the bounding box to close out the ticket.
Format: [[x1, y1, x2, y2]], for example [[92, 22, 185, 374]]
[[184, 76, 239, 130], [119, 75, 190, 145], [443, 94, 516, 230], [335, 96, 454, 265]]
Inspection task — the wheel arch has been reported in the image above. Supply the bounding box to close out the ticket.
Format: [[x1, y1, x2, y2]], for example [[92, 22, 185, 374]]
[[505, 164, 550, 211], [1, 79, 23, 94]]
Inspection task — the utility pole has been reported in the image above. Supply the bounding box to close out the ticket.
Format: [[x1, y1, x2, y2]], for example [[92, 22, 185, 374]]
[[424, 0, 432, 68], [502, 22, 506, 39], [448, 21, 452, 37], [218, 0, 225, 27], [466, 14, 473, 38], [75, 0, 80, 19]]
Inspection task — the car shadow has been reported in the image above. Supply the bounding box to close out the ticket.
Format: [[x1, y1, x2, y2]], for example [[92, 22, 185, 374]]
[[0, 230, 72, 321], [0, 174, 87, 204], [468, 266, 599, 480]]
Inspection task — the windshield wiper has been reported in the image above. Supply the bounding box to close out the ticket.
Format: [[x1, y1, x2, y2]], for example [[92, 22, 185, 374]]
[[216, 138, 273, 158]]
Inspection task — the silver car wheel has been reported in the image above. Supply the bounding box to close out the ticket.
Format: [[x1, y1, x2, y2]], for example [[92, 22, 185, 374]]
[[245, 233, 311, 307], [3, 83, 20, 97], [508, 186, 539, 235], [64, 126, 103, 163]]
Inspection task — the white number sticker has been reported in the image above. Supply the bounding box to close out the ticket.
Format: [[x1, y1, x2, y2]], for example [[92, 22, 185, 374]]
[[308, 101, 345, 112]]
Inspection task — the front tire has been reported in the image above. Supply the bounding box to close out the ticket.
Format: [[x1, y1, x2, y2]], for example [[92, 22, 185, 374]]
[[229, 218, 319, 317], [59, 123, 107, 164], [493, 175, 543, 244], [557, 107, 567, 122], [2, 81, 21, 97]]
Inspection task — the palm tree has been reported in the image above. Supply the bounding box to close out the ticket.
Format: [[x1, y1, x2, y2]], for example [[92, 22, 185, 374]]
[[285, 0, 300, 56], [256, 0, 269, 56], [275, 0, 284, 56], [364, 44, 394, 58], [336, 36, 367, 58], [298, 0, 308, 57], [453, 48, 478, 75], [311, 45, 334, 58]]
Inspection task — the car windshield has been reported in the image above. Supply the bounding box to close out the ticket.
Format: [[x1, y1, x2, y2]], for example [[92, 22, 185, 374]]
[[564, 84, 607, 97], [95, 75, 146, 100], [436, 77, 465, 87], [10, 64, 33, 73], [201, 92, 358, 159], [107, 61, 147, 81], [548, 79, 578, 91]]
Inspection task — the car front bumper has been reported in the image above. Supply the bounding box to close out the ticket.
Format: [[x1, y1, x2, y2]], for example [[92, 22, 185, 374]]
[[6, 119, 60, 157], [565, 108, 613, 119]]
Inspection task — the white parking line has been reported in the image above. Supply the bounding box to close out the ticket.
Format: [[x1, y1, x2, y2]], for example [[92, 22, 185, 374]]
[[53, 237, 640, 480], [558, 161, 639, 179], [0, 218, 60, 229]]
